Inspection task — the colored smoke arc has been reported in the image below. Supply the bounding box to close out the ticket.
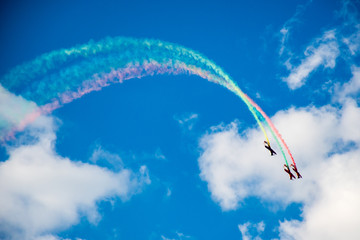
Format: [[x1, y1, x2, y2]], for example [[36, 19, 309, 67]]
[[0, 36, 295, 167]]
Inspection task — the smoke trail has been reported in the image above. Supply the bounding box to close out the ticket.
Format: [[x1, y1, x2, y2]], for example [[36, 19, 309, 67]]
[[242, 94, 296, 167], [1, 37, 235, 105], [0, 37, 294, 167], [224, 81, 289, 165], [256, 110, 289, 166]]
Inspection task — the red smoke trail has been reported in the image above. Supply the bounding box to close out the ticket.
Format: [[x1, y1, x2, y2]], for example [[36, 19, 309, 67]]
[[242, 93, 296, 167], [2, 60, 230, 140]]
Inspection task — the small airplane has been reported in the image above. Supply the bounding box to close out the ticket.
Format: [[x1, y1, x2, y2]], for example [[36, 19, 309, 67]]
[[264, 141, 277, 156], [284, 164, 296, 180], [291, 164, 302, 179]]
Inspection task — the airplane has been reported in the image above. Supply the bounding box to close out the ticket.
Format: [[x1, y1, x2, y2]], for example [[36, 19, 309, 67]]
[[284, 164, 296, 180], [291, 164, 302, 179], [264, 141, 277, 156]]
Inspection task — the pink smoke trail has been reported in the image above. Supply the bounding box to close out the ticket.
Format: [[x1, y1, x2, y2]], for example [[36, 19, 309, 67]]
[[3, 60, 224, 140], [242, 93, 296, 167]]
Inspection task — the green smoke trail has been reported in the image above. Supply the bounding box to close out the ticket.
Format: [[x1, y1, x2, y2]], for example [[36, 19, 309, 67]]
[[255, 109, 289, 166], [225, 81, 289, 165], [0, 37, 292, 166], [1, 37, 233, 105]]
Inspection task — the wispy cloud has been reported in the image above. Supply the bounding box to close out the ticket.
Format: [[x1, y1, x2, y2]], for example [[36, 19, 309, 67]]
[[89, 145, 124, 171], [280, 0, 360, 91], [161, 235, 175, 240], [161, 231, 192, 240], [174, 113, 199, 131], [32, 235, 83, 240], [166, 187, 172, 197], [283, 30, 339, 90], [279, 1, 311, 57], [334, 65, 360, 102], [0, 85, 39, 140], [238, 221, 265, 240], [342, 25, 360, 55], [339, 0, 360, 56]]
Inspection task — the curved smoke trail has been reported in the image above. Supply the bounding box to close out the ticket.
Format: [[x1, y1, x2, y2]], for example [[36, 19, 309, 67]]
[[0, 37, 294, 166], [243, 94, 295, 167], [225, 81, 289, 165], [256, 110, 289, 167]]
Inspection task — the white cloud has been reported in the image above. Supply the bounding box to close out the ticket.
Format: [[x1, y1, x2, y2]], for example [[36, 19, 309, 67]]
[[161, 231, 192, 240], [199, 102, 360, 200], [0, 98, 150, 239], [278, 149, 360, 240], [166, 187, 172, 197], [33, 235, 62, 240], [198, 114, 317, 210], [161, 236, 175, 240], [238, 221, 265, 240], [198, 76, 360, 238], [175, 231, 192, 240], [89, 145, 124, 171], [280, 0, 360, 91], [0, 85, 39, 140], [342, 25, 360, 55], [278, 2, 310, 57], [32, 235, 80, 240], [279, 27, 289, 57], [338, 0, 360, 57], [154, 148, 166, 160], [334, 65, 360, 102], [174, 113, 198, 130], [283, 30, 340, 90]]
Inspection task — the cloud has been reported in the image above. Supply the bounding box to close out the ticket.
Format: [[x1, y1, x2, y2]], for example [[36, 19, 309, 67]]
[[89, 145, 124, 171], [198, 114, 316, 210], [334, 65, 360, 102], [342, 25, 360, 55], [279, 28, 290, 57], [338, 0, 360, 57], [161, 236, 175, 240], [278, 148, 360, 240], [0, 96, 150, 239], [154, 148, 166, 160], [238, 221, 265, 240], [32, 235, 83, 240], [161, 231, 192, 240], [198, 72, 360, 237], [174, 113, 198, 131], [0, 85, 39, 140], [198, 67, 360, 236], [166, 187, 172, 197], [280, 0, 360, 91], [283, 30, 340, 90], [198, 102, 360, 207], [279, 2, 310, 57], [338, 0, 360, 56], [277, 67, 360, 240]]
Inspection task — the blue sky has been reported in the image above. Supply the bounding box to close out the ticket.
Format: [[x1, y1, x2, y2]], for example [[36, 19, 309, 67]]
[[1, 0, 360, 240]]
